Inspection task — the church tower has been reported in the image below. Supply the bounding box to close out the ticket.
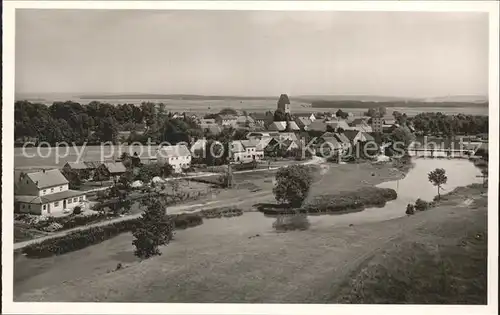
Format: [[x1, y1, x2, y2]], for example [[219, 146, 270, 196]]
[[277, 94, 291, 114]]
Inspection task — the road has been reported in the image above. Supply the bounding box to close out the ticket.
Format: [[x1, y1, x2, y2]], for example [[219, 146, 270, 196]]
[[14, 156, 325, 250]]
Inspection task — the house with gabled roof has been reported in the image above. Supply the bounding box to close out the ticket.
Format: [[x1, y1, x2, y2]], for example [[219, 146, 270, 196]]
[[157, 144, 192, 173], [14, 169, 87, 215], [230, 139, 264, 163], [343, 130, 375, 145]]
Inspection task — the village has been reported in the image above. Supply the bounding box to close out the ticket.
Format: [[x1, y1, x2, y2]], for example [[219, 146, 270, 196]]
[[14, 93, 489, 222]]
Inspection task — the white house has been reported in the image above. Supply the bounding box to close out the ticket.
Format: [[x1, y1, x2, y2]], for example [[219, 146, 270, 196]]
[[216, 115, 238, 127], [14, 169, 87, 215], [157, 144, 192, 172], [230, 140, 264, 163]]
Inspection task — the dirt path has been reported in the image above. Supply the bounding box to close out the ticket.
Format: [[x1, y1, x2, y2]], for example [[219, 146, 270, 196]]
[[15, 186, 486, 302]]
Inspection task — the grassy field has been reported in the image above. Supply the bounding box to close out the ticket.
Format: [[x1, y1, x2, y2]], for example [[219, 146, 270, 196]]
[[334, 184, 488, 304]]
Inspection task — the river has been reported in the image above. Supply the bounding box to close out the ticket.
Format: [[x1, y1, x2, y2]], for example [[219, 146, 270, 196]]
[[190, 158, 484, 233]]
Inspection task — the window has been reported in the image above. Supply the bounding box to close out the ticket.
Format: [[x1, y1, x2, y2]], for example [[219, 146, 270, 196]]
[[73, 198, 78, 203], [68, 198, 72, 204], [54, 201, 59, 207], [22, 204, 25, 209], [60, 186, 63, 191], [51, 188, 54, 192], [43, 205, 47, 210], [29, 205, 31, 209], [79, 197, 83, 202], [43, 189, 46, 194]]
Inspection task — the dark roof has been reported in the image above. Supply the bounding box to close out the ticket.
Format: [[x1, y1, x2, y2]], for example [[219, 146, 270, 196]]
[[308, 120, 328, 132], [101, 162, 127, 174], [334, 133, 351, 144], [64, 161, 89, 170], [250, 113, 271, 121], [84, 161, 101, 169], [343, 130, 360, 141]]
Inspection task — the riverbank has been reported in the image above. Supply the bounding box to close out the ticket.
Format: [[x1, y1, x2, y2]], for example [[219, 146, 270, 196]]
[[334, 183, 488, 304]]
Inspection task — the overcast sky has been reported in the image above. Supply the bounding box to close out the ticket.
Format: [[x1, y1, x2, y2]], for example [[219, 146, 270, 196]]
[[16, 10, 488, 97]]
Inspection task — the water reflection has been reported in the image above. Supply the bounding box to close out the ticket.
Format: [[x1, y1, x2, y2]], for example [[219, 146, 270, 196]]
[[269, 159, 483, 231], [272, 213, 310, 232]]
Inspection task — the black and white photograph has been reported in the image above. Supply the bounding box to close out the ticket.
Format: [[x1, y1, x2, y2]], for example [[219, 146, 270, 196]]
[[2, 1, 498, 314]]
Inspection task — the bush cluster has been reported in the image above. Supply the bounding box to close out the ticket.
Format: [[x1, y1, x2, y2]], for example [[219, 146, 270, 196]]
[[23, 213, 204, 258], [28, 212, 113, 232], [406, 198, 436, 215], [302, 187, 398, 213], [200, 207, 243, 219]]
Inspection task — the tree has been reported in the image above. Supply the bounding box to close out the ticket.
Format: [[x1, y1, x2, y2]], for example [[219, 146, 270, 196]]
[[428, 168, 447, 200], [335, 109, 349, 119], [137, 163, 163, 183], [61, 168, 83, 189], [118, 170, 135, 190], [273, 165, 314, 207], [132, 196, 173, 259], [273, 109, 286, 122], [219, 108, 238, 116]]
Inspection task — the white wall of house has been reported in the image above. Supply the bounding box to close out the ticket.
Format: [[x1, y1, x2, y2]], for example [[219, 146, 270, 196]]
[[17, 177, 69, 197], [46, 195, 87, 215], [18, 195, 87, 216], [233, 148, 264, 162], [39, 184, 69, 197], [162, 155, 192, 172]]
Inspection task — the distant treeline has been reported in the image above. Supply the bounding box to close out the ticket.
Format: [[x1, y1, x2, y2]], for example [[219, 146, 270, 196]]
[[311, 100, 489, 109], [79, 94, 277, 101]]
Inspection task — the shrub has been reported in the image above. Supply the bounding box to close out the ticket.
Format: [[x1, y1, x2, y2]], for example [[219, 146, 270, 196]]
[[200, 207, 243, 219], [272, 214, 310, 231], [414, 198, 430, 211], [273, 165, 314, 207], [301, 187, 397, 214], [73, 206, 82, 215], [406, 204, 415, 215]]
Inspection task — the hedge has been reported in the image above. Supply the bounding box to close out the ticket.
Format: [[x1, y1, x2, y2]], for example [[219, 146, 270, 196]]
[[200, 207, 243, 219], [258, 187, 398, 215], [22, 213, 204, 258], [302, 187, 398, 213]]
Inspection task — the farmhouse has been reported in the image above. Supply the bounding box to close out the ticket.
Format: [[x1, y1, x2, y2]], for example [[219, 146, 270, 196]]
[[62, 161, 93, 180], [14, 169, 87, 215], [157, 144, 192, 172], [95, 162, 127, 181]]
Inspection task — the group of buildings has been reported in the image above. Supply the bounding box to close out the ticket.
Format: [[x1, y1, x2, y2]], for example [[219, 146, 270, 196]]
[[14, 95, 405, 216]]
